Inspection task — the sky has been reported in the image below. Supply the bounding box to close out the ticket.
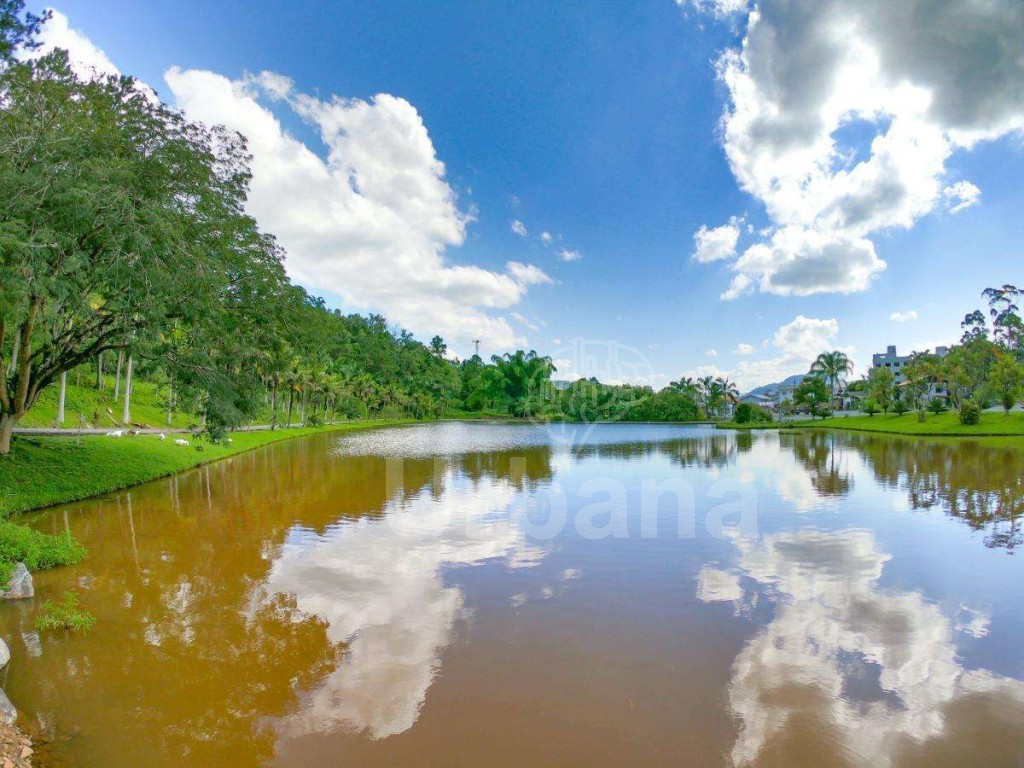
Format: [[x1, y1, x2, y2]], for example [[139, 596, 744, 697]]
[[26, 0, 1024, 391]]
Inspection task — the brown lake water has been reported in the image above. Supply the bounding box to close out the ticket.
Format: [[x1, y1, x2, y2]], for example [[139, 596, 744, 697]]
[[3, 422, 1024, 766]]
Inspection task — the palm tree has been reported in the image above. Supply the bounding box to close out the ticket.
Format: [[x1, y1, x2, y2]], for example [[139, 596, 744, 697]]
[[810, 350, 853, 411]]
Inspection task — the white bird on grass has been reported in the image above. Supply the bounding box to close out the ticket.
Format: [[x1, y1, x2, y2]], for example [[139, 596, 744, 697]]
[[158, 432, 166, 440], [174, 438, 189, 446], [105, 430, 123, 438]]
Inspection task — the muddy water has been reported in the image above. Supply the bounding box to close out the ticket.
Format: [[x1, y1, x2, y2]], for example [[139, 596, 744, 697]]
[[2, 423, 1024, 766]]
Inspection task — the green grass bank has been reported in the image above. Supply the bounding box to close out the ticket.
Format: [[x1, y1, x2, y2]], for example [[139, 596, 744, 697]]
[[0, 419, 415, 517], [808, 410, 1024, 437]]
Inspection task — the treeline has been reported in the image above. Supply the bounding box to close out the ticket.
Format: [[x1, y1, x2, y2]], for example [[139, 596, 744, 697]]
[[0, 5, 716, 456]]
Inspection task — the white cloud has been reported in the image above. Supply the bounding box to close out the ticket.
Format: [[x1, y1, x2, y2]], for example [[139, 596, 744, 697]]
[[558, 248, 583, 262], [679, 0, 750, 18], [944, 181, 981, 214], [733, 343, 755, 355], [692, 1, 1024, 298], [161, 69, 558, 352], [35, 15, 551, 354], [540, 231, 553, 244], [32, 10, 120, 77], [890, 309, 918, 323], [718, 528, 1024, 767], [692, 221, 740, 263], [506, 261, 553, 286], [510, 219, 528, 237], [686, 315, 846, 391], [706, 348, 719, 357]]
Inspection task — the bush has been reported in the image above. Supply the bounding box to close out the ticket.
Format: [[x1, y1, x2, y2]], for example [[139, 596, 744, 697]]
[[959, 401, 981, 425], [893, 398, 909, 416], [306, 411, 324, 427], [928, 397, 947, 415], [733, 403, 774, 424], [863, 399, 880, 417], [35, 591, 96, 632]]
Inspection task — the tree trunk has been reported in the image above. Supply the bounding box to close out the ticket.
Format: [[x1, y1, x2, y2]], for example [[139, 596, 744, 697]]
[[6, 334, 18, 378], [97, 352, 104, 392], [166, 379, 174, 426], [114, 350, 123, 400], [270, 380, 278, 429], [286, 388, 294, 428], [0, 413, 15, 455], [57, 371, 67, 426], [122, 355, 133, 424]]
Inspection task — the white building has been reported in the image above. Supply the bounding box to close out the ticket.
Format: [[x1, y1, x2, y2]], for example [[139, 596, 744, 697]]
[[870, 345, 949, 384]]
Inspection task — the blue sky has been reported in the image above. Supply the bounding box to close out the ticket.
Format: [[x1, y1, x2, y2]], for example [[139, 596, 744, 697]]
[[30, 0, 1024, 390]]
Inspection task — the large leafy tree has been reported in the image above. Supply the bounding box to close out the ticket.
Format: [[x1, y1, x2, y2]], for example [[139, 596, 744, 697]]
[[0, 50, 265, 452]]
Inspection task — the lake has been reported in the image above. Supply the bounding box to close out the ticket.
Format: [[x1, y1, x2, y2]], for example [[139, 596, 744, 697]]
[[3, 422, 1024, 766]]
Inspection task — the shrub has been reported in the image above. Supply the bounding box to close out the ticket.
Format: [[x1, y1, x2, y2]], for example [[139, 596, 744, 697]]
[[35, 591, 96, 632], [733, 403, 773, 424], [959, 401, 981, 425], [928, 397, 947, 415], [893, 398, 909, 416], [306, 411, 324, 427], [863, 399, 880, 417]]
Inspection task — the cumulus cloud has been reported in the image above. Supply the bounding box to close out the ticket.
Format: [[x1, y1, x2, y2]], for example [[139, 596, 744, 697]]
[[540, 231, 553, 244], [706, 348, 719, 357], [691, 0, 1024, 298], [733, 343, 755, 355], [686, 315, 846, 391], [510, 219, 528, 237], [692, 222, 740, 263], [716, 528, 1024, 767], [32, 9, 120, 77], [558, 248, 583, 262], [944, 180, 981, 214], [890, 309, 918, 323], [34, 12, 553, 354]]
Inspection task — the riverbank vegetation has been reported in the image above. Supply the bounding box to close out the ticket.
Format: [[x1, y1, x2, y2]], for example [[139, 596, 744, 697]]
[[812, 411, 1024, 437], [0, 420, 412, 517]]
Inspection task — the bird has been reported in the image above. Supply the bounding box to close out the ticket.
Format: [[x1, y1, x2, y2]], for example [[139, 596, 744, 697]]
[[174, 438, 189, 446], [158, 432, 166, 440], [105, 430, 123, 438]]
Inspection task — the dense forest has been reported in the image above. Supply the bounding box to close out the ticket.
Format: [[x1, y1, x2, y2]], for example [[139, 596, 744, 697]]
[[0, 4, 732, 455]]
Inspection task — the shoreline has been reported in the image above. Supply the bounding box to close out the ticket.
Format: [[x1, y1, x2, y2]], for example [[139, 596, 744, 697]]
[[0, 419, 417, 517]]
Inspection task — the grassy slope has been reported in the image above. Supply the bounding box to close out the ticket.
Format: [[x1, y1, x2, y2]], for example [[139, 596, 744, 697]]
[[0, 419, 413, 516], [21, 376, 196, 429], [811, 410, 1024, 436]]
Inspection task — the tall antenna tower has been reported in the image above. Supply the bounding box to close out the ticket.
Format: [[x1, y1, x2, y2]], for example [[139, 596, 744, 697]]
[[473, 340, 481, 357]]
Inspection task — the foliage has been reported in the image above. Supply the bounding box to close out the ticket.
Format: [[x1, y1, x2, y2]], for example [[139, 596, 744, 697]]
[[893, 397, 909, 416], [867, 367, 896, 413], [813, 410, 1024, 435], [989, 355, 1024, 414], [928, 397, 947, 415], [793, 376, 831, 418], [958, 401, 981, 426], [0, 520, 86, 572], [35, 590, 96, 632], [733, 402, 773, 424], [863, 399, 880, 417], [810, 350, 853, 399]]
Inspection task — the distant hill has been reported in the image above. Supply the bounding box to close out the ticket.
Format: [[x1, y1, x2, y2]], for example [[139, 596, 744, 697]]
[[744, 373, 806, 399]]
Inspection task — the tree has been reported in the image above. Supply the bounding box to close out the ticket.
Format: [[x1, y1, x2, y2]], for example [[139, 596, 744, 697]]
[[989, 355, 1024, 415], [793, 376, 830, 419], [810, 350, 853, 411], [867, 367, 896, 414], [0, 50, 278, 452]]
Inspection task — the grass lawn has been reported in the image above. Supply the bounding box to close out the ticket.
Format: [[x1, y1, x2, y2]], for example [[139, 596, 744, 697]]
[[811, 410, 1024, 437], [22, 375, 198, 429], [0, 419, 414, 517]]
